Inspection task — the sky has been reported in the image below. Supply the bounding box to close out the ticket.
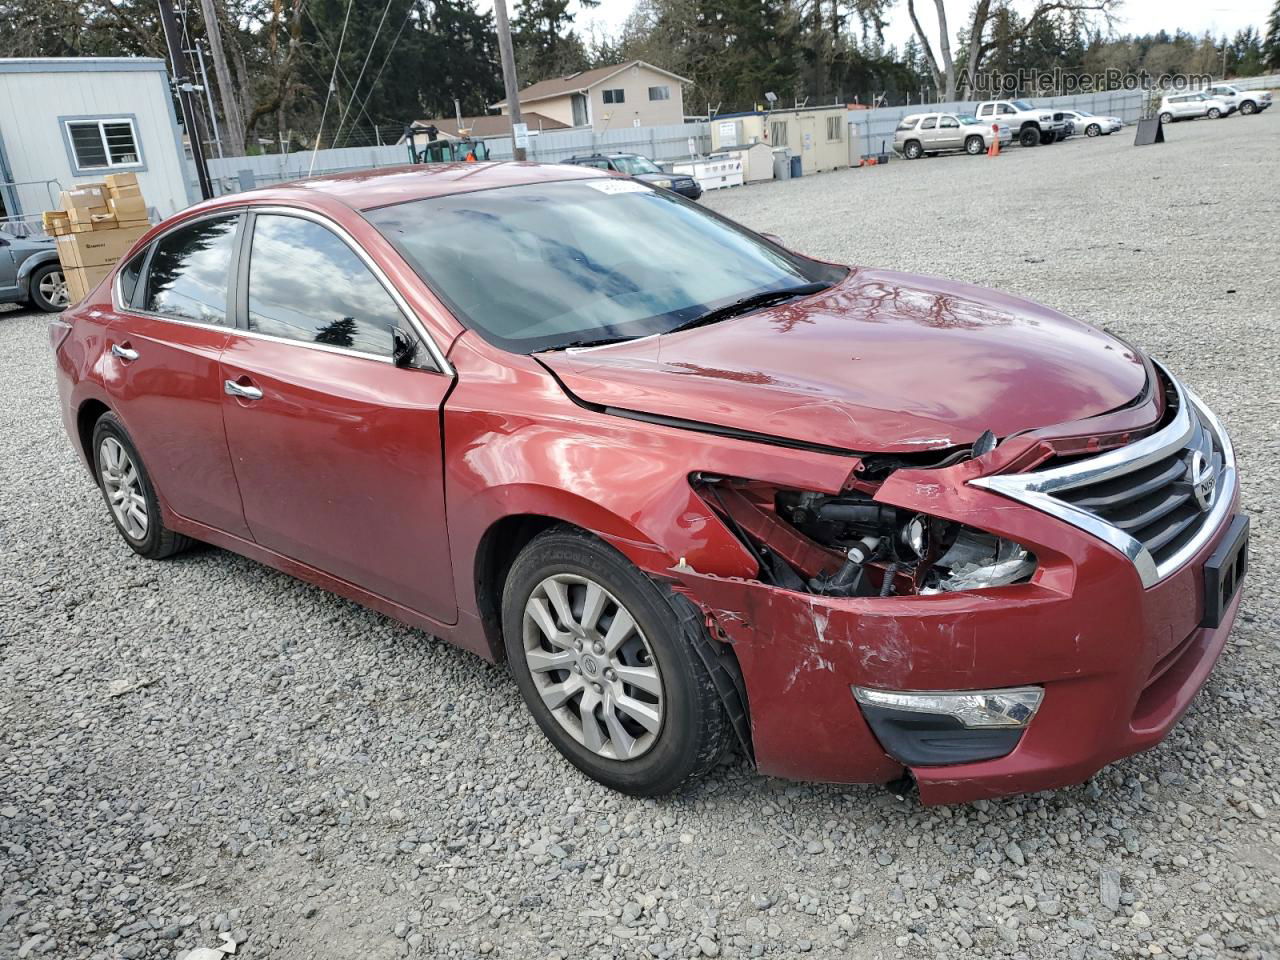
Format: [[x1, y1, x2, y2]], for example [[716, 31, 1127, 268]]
[[561, 0, 1272, 52]]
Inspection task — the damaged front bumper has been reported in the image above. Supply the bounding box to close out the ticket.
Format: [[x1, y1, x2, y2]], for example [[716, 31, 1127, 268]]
[[674, 502, 1242, 803], [671, 372, 1244, 803]]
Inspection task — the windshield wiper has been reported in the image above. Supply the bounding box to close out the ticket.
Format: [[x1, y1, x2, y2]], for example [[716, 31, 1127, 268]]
[[665, 282, 831, 335], [542, 335, 638, 352]]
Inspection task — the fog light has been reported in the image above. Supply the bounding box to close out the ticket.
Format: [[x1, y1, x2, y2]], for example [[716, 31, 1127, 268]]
[[852, 686, 1043, 728]]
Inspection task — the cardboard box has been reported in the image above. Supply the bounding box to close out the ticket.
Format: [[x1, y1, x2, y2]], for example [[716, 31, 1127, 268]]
[[108, 184, 143, 200], [65, 263, 114, 304], [56, 225, 147, 270], [103, 173, 139, 191], [108, 194, 148, 221], [61, 185, 109, 211]]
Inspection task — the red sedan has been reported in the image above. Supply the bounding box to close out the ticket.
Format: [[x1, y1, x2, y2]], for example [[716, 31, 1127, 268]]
[[50, 163, 1247, 803]]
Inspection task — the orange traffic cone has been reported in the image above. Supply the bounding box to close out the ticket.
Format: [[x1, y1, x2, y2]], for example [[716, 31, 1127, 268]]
[[987, 124, 1000, 157]]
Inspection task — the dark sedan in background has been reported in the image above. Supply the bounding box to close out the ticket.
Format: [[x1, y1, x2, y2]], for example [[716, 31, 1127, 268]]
[[562, 153, 702, 200]]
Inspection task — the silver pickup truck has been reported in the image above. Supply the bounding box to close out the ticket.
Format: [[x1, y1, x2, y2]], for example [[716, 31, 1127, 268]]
[[973, 99, 1066, 147]]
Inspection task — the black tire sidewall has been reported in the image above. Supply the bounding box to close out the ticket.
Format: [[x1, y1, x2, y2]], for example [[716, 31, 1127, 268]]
[[29, 263, 66, 313], [1087, 124, 1100, 137], [1020, 128, 1038, 147], [502, 529, 720, 796], [966, 136, 983, 154], [91, 413, 166, 556], [905, 141, 921, 159]]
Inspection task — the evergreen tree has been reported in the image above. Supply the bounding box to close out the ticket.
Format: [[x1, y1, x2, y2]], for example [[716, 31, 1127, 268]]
[[1263, 0, 1280, 70]]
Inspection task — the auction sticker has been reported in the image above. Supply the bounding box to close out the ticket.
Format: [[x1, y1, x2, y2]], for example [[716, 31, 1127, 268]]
[[583, 179, 652, 195]]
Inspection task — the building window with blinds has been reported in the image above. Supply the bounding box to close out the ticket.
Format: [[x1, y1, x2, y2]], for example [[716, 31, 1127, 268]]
[[770, 121, 788, 147], [826, 116, 844, 141], [62, 117, 144, 174]]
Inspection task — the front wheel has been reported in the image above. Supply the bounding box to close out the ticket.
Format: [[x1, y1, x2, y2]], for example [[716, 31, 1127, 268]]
[[502, 527, 732, 796], [965, 135, 985, 155], [1086, 123, 1101, 137], [1159, 112, 1174, 124], [1240, 100, 1257, 115], [28, 263, 69, 312], [1207, 107, 1221, 119], [1019, 127, 1039, 147]]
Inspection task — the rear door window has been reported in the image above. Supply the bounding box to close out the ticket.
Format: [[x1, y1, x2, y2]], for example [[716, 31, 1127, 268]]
[[141, 215, 239, 324], [921, 117, 937, 130], [245, 213, 411, 360]]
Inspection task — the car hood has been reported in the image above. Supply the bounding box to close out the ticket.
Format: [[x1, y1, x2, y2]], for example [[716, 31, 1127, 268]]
[[538, 268, 1148, 453]]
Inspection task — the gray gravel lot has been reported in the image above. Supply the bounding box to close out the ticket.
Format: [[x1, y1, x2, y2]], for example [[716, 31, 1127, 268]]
[[2, 115, 1279, 960]]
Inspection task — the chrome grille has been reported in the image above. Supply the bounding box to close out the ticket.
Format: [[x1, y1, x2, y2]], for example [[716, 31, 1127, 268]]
[[972, 364, 1236, 588]]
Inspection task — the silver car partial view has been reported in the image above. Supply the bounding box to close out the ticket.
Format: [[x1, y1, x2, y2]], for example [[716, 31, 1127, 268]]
[[1056, 110, 1123, 137], [0, 232, 67, 313], [894, 112, 1013, 159]]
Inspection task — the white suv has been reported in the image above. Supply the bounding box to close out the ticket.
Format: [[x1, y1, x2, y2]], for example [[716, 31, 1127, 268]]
[[1158, 92, 1233, 123], [1205, 84, 1272, 116]]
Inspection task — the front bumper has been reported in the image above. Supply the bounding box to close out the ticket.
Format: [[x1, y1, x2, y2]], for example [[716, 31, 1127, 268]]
[[672, 380, 1243, 804]]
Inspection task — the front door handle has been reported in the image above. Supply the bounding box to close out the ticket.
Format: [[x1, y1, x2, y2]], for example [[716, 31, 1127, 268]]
[[111, 344, 139, 362], [224, 379, 263, 401]]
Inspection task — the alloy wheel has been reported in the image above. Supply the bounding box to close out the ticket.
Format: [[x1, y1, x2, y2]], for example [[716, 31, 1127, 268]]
[[522, 573, 664, 761], [99, 436, 148, 539], [39, 269, 69, 309]]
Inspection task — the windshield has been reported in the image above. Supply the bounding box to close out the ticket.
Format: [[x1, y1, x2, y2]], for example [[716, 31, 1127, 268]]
[[1012, 99, 1036, 111], [367, 179, 844, 353], [610, 155, 663, 176], [956, 114, 978, 124]]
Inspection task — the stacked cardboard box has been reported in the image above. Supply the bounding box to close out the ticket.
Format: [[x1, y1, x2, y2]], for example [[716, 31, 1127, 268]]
[[45, 174, 152, 303]]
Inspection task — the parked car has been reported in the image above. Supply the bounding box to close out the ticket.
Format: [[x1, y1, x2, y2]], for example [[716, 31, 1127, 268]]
[[1056, 109, 1123, 137], [973, 99, 1065, 146], [1204, 84, 1272, 115], [51, 163, 1247, 804], [1159, 92, 1233, 123], [894, 112, 1013, 158], [562, 153, 702, 200], [1, 232, 67, 312]]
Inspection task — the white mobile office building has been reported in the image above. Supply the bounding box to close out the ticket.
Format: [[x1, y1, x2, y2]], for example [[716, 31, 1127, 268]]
[[0, 57, 194, 233]]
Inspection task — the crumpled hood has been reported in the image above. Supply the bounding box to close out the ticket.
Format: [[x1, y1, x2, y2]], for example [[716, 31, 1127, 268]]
[[538, 268, 1148, 453]]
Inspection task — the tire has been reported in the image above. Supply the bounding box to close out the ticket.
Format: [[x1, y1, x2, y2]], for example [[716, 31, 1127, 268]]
[[1207, 107, 1221, 119], [1240, 100, 1256, 115], [502, 526, 732, 796], [903, 140, 922, 160], [1019, 127, 1039, 147], [91, 412, 194, 560], [965, 135, 985, 155], [1041, 131, 1056, 145], [1159, 112, 1174, 124], [28, 262, 69, 313], [1086, 123, 1101, 137]]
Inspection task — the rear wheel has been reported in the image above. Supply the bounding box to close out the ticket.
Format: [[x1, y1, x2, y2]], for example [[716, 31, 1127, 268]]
[[1159, 112, 1174, 124], [91, 412, 193, 560], [1240, 100, 1257, 115], [965, 135, 985, 155], [502, 527, 731, 796], [1086, 123, 1101, 137], [903, 140, 923, 160], [1019, 127, 1039, 147], [28, 263, 68, 312]]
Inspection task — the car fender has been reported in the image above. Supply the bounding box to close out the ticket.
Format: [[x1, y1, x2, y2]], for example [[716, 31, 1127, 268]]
[[15, 249, 59, 299]]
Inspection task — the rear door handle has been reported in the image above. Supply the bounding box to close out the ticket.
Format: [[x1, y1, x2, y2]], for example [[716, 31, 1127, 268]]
[[111, 344, 139, 361], [224, 379, 263, 401]]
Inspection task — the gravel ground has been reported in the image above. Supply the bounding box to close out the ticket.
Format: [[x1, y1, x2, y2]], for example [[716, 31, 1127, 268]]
[[2, 115, 1279, 960]]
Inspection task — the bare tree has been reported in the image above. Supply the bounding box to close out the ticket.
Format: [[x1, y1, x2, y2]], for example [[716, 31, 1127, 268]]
[[906, 0, 1120, 101]]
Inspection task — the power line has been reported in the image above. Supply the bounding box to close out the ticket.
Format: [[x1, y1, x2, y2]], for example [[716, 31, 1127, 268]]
[[309, 0, 355, 173], [342, 0, 416, 140], [332, 0, 397, 146]]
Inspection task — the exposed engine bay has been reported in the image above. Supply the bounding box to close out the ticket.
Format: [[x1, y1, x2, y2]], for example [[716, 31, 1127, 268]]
[[694, 473, 1036, 599]]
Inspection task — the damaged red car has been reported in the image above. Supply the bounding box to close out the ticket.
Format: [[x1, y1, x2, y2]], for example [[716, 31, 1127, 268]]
[[52, 163, 1248, 803]]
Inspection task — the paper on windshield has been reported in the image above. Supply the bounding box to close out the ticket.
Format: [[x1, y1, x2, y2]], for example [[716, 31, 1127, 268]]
[[582, 179, 651, 195]]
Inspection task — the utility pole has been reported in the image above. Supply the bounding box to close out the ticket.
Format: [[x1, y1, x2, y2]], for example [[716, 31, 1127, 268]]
[[157, 0, 213, 200], [196, 0, 247, 155], [493, 0, 525, 161], [185, 41, 224, 157]]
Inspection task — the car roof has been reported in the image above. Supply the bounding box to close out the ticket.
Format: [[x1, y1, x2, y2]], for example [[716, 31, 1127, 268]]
[[229, 161, 610, 212]]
